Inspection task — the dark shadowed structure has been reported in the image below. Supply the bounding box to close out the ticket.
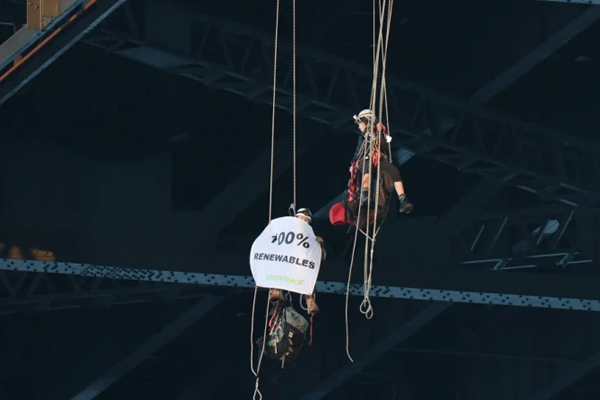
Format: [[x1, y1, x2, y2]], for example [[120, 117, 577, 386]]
[[1, 0, 600, 398]]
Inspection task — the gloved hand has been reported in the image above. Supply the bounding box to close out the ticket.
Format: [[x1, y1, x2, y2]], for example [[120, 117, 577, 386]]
[[385, 135, 392, 143]]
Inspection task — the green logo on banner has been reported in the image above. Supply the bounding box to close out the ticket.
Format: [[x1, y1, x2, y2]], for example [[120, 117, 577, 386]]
[[266, 274, 304, 286]]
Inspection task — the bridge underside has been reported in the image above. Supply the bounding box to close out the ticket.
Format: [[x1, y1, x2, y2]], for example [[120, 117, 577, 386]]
[[1, 0, 600, 399]]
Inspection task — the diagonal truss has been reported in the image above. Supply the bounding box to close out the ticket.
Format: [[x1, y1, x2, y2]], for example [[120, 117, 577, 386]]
[[0, 0, 128, 106], [216, 204, 597, 273], [456, 204, 594, 271], [80, 0, 600, 206], [529, 351, 600, 400], [299, 181, 497, 399], [469, 6, 600, 103], [299, 302, 451, 400], [70, 295, 225, 400], [317, 6, 600, 217], [0, 248, 600, 311], [177, 130, 321, 243], [0, 270, 206, 315]]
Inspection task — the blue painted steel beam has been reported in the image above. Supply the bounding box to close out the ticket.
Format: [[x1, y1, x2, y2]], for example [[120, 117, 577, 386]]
[[1, 258, 600, 311]]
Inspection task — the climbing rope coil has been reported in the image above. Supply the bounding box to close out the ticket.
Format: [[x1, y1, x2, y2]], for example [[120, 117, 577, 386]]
[[249, 0, 300, 397], [344, 0, 395, 362], [248, 0, 396, 393]]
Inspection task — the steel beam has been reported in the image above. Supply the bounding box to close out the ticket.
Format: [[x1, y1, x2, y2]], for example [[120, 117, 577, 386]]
[[81, 0, 600, 205], [534, 0, 600, 4], [321, 200, 593, 273], [0, 0, 127, 107], [299, 302, 451, 400], [177, 130, 321, 243], [470, 6, 600, 103], [298, 180, 500, 399], [0, 0, 82, 74], [1, 250, 599, 310], [456, 205, 596, 270], [317, 7, 600, 217], [0, 270, 206, 315], [529, 351, 600, 400], [70, 295, 224, 400]]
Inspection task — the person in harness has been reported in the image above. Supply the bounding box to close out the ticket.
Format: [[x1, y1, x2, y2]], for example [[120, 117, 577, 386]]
[[352, 109, 413, 214], [269, 207, 326, 315], [257, 292, 310, 368]]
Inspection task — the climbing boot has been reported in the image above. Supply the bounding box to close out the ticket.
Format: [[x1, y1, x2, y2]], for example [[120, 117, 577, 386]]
[[398, 194, 413, 214]]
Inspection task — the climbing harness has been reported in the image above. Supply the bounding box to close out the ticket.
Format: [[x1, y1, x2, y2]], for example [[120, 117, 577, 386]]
[[249, 0, 301, 397], [343, 0, 395, 363], [257, 298, 309, 367]]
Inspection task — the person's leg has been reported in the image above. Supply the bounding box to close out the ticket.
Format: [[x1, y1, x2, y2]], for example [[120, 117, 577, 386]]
[[379, 159, 413, 214], [359, 158, 373, 205], [304, 293, 319, 314]]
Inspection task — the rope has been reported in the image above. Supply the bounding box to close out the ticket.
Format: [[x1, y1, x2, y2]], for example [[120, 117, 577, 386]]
[[363, 0, 394, 318], [341, 0, 394, 322], [344, 213, 362, 362], [292, 0, 297, 209], [344, 0, 395, 362], [250, 287, 271, 400], [268, 0, 281, 223], [249, 0, 280, 396]]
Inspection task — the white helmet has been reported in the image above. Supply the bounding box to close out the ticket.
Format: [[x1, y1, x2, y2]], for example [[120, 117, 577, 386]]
[[353, 109, 377, 124]]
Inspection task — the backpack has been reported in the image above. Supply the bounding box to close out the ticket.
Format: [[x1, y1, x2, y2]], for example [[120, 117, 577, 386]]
[[256, 303, 309, 366]]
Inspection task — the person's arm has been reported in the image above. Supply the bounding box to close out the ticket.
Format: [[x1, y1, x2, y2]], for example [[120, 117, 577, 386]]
[[315, 236, 327, 261], [354, 135, 364, 155]]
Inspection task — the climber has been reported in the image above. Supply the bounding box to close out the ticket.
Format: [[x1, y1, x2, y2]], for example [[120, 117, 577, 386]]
[[269, 207, 325, 315], [352, 109, 413, 214]]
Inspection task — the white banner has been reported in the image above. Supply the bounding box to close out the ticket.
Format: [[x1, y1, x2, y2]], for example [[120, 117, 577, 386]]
[[249, 216, 322, 295]]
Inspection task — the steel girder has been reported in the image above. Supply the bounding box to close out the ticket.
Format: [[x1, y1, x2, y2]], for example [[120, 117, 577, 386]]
[[299, 302, 452, 400], [469, 6, 600, 104], [0, 0, 127, 107], [534, 0, 600, 4], [81, 0, 600, 206], [0, 270, 207, 315], [455, 205, 596, 271], [70, 295, 225, 400], [298, 180, 499, 399], [316, 6, 600, 218], [2, 256, 600, 311], [217, 204, 596, 272], [530, 351, 600, 400], [177, 130, 320, 244]]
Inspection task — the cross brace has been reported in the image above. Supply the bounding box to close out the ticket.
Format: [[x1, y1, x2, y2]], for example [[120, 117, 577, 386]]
[[0, 0, 127, 106], [2, 257, 600, 312], [455, 205, 596, 270], [82, 0, 600, 205], [0, 270, 205, 315], [215, 204, 597, 272]]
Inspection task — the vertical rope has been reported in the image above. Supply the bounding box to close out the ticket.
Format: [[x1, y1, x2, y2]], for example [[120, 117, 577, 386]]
[[268, 0, 281, 223], [360, 0, 387, 320], [251, 0, 281, 396], [292, 0, 297, 209], [250, 288, 272, 400]]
